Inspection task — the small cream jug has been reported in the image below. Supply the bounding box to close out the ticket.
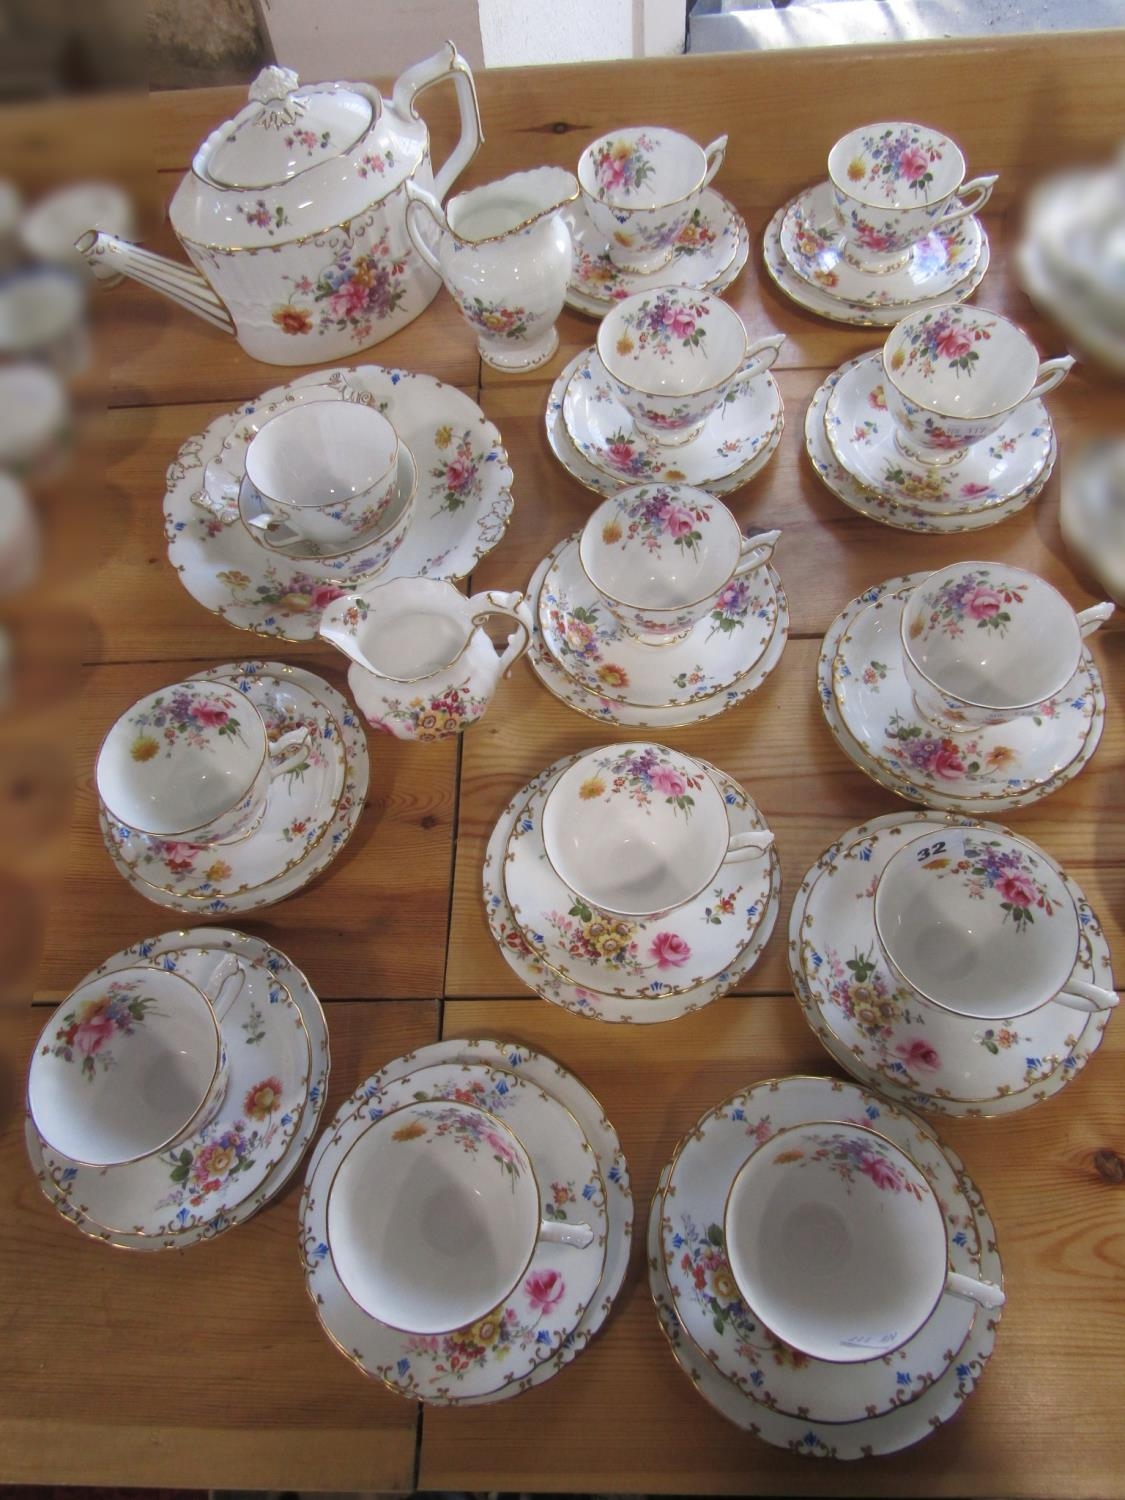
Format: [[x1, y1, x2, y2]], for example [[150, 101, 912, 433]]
[[318, 576, 533, 740], [405, 167, 578, 371]]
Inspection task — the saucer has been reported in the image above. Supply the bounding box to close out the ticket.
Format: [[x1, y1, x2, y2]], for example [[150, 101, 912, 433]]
[[648, 1077, 1002, 1457], [27, 927, 329, 1249], [99, 662, 369, 914], [764, 200, 990, 327], [503, 757, 774, 999], [660, 1077, 980, 1424], [824, 352, 1053, 513], [538, 534, 779, 709], [806, 359, 1057, 533], [789, 813, 1115, 1117], [566, 188, 748, 317], [561, 350, 783, 488], [483, 752, 781, 1024], [780, 181, 985, 310], [164, 366, 513, 643], [822, 577, 1106, 811], [546, 349, 783, 500], [302, 1061, 608, 1403], [302, 1036, 632, 1406], [528, 544, 789, 727]]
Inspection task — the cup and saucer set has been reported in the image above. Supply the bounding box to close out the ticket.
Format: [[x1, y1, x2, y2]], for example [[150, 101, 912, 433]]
[[94, 661, 369, 914], [483, 741, 781, 1024], [166, 366, 514, 643], [765, 121, 993, 326], [648, 1074, 1004, 1457], [808, 303, 1073, 533], [563, 126, 750, 318], [819, 562, 1113, 813], [25, 927, 329, 1250], [300, 1037, 632, 1406], [525, 484, 789, 728], [548, 286, 785, 501]]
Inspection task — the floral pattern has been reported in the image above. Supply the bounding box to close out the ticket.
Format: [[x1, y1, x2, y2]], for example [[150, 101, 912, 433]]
[[48, 979, 161, 1080], [599, 486, 710, 563], [430, 426, 484, 516], [911, 568, 1026, 639], [237, 198, 291, 235], [589, 134, 657, 198], [216, 565, 346, 616], [769, 1128, 925, 1198], [576, 744, 703, 822], [125, 686, 246, 764], [612, 292, 709, 362], [457, 295, 531, 341], [595, 429, 660, 480], [888, 308, 995, 380], [355, 148, 395, 178], [399, 1263, 566, 1382], [157, 1069, 288, 1211], [285, 128, 332, 156], [844, 125, 945, 201], [273, 232, 408, 343], [926, 838, 1055, 932], [883, 710, 1019, 784], [367, 678, 489, 741], [400, 1106, 524, 1190]]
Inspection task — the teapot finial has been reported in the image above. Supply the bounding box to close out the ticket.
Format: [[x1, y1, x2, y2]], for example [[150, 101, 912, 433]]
[[248, 66, 306, 128]]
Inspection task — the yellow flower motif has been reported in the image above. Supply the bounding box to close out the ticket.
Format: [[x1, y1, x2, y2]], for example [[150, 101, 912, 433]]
[[205, 1146, 236, 1175], [908, 617, 925, 639], [578, 774, 606, 800], [890, 348, 906, 371], [611, 141, 632, 162], [596, 663, 629, 688], [664, 469, 687, 481], [217, 569, 252, 589], [130, 735, 160, 763], [601, 520, 623, 545], [435, 424, 453, 449], [772, 1148, 805, 1164], [986, 745, 1017, 769], [613, 230, 635, 248], [847, 156, 867, 182], [392, 1119, 427, 1142], [470, 1314, 502, 1346], [711, 1266, 738, 1302], [204, 860, 233, 882], [616, 334, 635, 357]]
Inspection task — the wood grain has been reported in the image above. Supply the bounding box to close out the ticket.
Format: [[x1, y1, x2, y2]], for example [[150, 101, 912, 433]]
[[1, 1000, 437, 1488], [422, 998, 1125, 1498]]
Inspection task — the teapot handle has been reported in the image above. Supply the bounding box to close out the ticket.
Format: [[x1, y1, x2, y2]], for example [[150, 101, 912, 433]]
[[468, 589, 533, 677], [392, 41, 483, 203]]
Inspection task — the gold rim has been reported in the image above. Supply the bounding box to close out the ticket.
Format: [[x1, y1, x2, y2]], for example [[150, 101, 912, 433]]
[[445, 170, 579, 246]]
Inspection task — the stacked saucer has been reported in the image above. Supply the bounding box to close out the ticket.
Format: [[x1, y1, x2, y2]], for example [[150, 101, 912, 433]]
[[483, 743, 780, 1024], [300, 1037, 632, 1405], [26, 927, 328, 1250], [164, 365, 513, 643], [789, 812, 1117, 1118], [648, 1075, 1004, 1457], [97, 661, 369, 915], [819, 571, 1109, 813], [527, 488, 788, 727]]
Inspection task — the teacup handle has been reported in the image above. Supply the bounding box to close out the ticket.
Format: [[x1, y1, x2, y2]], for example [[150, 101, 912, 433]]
[[267, 725, 311, 776], [203, 952, 249, 1024], [538, 1217, 595, 1250], [193, 459, 241, 527], [945, 1270, 1006, 1311], [723, 830, 775, 865], [937, 172, 998, 225], [729, 333, 786, 397], [701, 134, 728, 189], [404, 181, 449, 279], [1028, 354, 1076, 401], [468, 589, 534, 677], [1054, 977, 1119, 1013], [1077, 601, 1115, 637], [734, 527, 780, 578]]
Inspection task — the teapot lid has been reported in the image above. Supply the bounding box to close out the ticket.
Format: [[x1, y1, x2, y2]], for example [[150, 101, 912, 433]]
[[201, 67, 375, 191]]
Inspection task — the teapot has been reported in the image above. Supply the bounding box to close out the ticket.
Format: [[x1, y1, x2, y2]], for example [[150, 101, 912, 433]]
[[319, 576, 533, 741], [77, 44, 482, 365]]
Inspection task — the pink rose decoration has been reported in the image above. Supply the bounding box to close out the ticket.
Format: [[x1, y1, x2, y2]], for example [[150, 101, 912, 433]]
[[663, 307, 696, 339], [190, 699, 230, 728], [929, 429, 966, 449], [329, 281, 371, 320], [650, 930, 692, 969], [895, 1038, 941, 1072], [309, 582, 345, 610], [484, 1129, 517, 1164], [929, 743, 967, 781], [73, 1013, 116, 1058], [997, 871, 1039, 908], [445, 455, 477, 494], [935, 326, 973, 360], [524, 1268, 565, 1315], [650, 766, 687, 798], [858, 1151, 905, 1191], [857, 223, 897, 251], [965, 585, 1003, 620], [960, 482, 992, 498], [899, 145, 930, 184], [607, 442, 638, 471], [661, 504, 697, 538]]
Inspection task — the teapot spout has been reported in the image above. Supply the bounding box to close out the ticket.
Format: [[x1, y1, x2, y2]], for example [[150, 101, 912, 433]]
[[75, 231, 235, 335], [318, 595, 378, 673]]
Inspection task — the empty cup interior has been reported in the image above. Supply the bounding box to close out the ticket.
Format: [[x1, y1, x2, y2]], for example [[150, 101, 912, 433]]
[[884, 307, 1040, 420], [828, 121, 964, 210], [597, 289, 745, 397], [354, 579, 472, 678], [902, 563, 1081, 708], [578, 127, 705, 209], [245, 400, 398, 510], [580, 488, 738, 609], [874, 830, 1079, 1018], [725, 1123, 947, 1362], [29, 969, 220, 1165], [326, 1102, 538, 1334]]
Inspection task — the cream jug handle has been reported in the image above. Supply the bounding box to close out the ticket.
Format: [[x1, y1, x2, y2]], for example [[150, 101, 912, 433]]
[[1076, 601, 1115, 637], [404, 182, 449, 278], [467, 589, 534, 677], [392, 41, 483, 203]]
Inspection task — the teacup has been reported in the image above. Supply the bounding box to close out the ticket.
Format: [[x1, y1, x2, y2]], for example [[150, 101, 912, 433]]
[[882, 304, 1074, 465], [579, 485, 779, 642], [577, 126, 727, 274], [598, 289, 784, 447], [326, 1100, 593, 1335], [319, 578, 533, 741], [873, 828, 1119, 1021], [244, 400, 400, 550], [27, 958, 247, 1166], [541, 742, 773, 920], [96, 678, 310, 845], [724, 1121, 1005, 1365], [899, 561, 1114, 731], [828, 121, 997, 274]]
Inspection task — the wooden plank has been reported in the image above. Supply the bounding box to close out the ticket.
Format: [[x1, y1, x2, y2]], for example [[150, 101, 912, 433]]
[[421, 997, 1125, 1497], [33, 660, 456, 1002], [1, 1000, 436, 1489], [444, 634, 1125, 998]]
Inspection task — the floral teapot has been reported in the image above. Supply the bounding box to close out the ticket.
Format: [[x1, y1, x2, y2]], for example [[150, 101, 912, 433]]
[[77, 44, 482, 365]]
